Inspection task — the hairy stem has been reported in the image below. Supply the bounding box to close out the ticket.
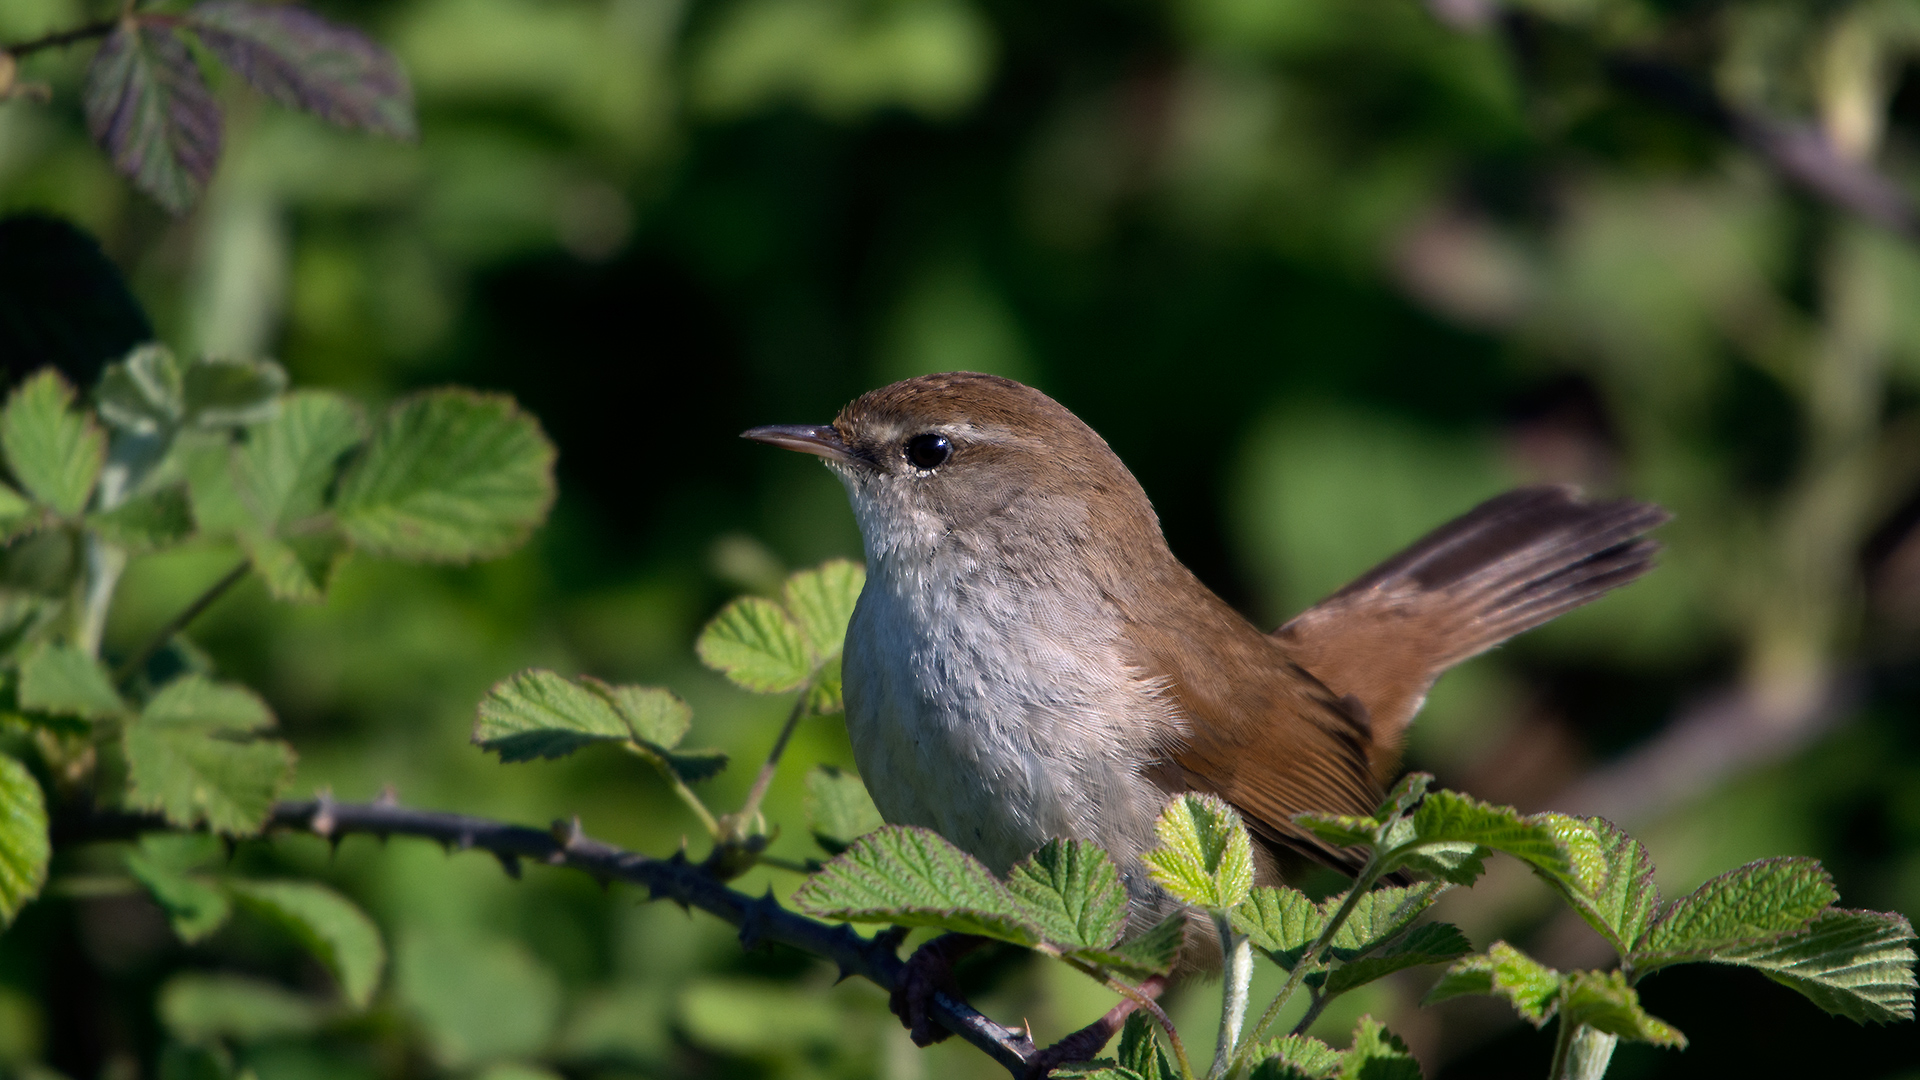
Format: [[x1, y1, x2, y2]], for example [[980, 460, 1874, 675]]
[[113, 561, 248, 683], [1287, 988, 1332, 1039], [1064, 957, 1194, 1080], [1210, 912, 1252, 1080], [1553, 1024, 1618, 1080]]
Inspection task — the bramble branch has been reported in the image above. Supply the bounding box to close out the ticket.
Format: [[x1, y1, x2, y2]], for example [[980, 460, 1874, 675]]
[[1, 19, 117, 59], [267, 796, 1041, 1076]]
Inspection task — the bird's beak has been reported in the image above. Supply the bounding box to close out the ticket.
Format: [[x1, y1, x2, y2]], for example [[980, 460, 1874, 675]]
[[741, 424, 856, 464]]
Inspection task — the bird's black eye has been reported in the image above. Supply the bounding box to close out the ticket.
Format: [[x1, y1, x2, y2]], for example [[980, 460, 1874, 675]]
[[904, 433, 952, 470]]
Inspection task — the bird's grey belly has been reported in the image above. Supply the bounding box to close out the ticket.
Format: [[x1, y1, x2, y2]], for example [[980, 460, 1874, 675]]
[[841, 580, 1176, 919]]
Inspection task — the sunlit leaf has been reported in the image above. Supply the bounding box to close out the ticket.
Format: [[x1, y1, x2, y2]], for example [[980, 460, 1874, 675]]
[[696, 596, 812, 692], [1546, 817, 1659, 959], [791, 824, 1040, 945], [1425, 941, 1563, 1027], [335, 391, 556, 563], [1327, 882, 1449, 957], [1117, 1012, 1173, 1080], [230, 390, 364, 526], [97, 343, 185, 434], [1635, 857, 1838, 973], [143, 675, 275, 732], [1704, 908, 1917, 1024], [805, 764, 882, 855], [1143, 793, 1253, 911], [473, 669, 631, 762], [1560, 969, 1686, 1048], [18, 642, 124, 720], [160, 972, 328, 1044], [0, 755, 48, 926], [1401, 790, 1578, 883], [227, 879, 385, 1009], [123, 720, 294, 835], [1232, 885, 1324, 968], [1071, 912, 1186, 979], [189, 0, 417, 139], [586, 679, 693, 748], [83, 19, 222, 214], [243, 531, 347, 602], [1005, 839, 1128, 950], [1334, 1016, 1421, 1080], [1, 370, 105, 516], [1293, 812, 1378, 851], [781, 559, 864, 660], [1248, 1033, 1343, 1080]]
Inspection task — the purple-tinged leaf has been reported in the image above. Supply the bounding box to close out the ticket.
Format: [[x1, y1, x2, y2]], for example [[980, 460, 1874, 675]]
[[84, 19, 223, 215], [188, 2, 416, 140]]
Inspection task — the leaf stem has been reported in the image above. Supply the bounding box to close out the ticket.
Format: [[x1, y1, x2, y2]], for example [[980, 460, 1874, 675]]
[[1547, 1011, 1578, 1080], [1287, 987, 1331, 1038], [629, 745, 723, 839], [1066, 959, 1195, 1080], [2, 17, 116, 58], [112, 560, 249, 683], [1210, 912, 1252, 1080], [723, 681, 812, 842]]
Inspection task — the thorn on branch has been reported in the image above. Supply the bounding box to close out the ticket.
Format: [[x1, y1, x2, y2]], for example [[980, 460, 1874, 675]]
[[375, 784, 399, 807], [493, 851, 522, 880], [738, 888, 782, 952], [875, 925, 911, 957], [310, 793, 336, 840]]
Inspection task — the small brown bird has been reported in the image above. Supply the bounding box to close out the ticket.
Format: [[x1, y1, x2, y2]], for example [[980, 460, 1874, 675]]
[[746, 372, 1666, 1057]]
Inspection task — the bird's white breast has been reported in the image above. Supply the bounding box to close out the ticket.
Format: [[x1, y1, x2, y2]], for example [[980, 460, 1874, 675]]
[[838, 487, 1178, 913]]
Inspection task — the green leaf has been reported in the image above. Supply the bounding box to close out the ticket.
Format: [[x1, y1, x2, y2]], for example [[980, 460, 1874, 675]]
[[396, 930, 559, 1067], [472, 669, 635, 762], [0, 483, 38, 541], [791, 824, 1040, 945], [1327, 882, 1449, 957], [227, 879, 385, 1009], [1, 370, 105, 516], [1006, 839, 1128, 950], [1232, 885, 1325, 967], [1294, 812, 1378, 851], [187, 0, 418, 139], [230, 390, 364, 525], [160, 972, 328, 1044], [1336, 1016, 1422, 1080], [18, 642, 125, 720], [243, 531, 347, 602], [1143, 793, 1254, 911], [0, 755, 48, 926], [83, 19, 222, 214], [1117, 1013, 1174, 1080], [805, 764, 882, 855], [127, 839, 231, 943], [1322, 921, 1472, 997], [1043, 1065, 1140, 1080], [696, 596, 812, 692], [1399, 791, 1579, 883], [781, 559, 864, 660], [1424, 941, 1564, 1027], [1635, 857, 1838, 972], [1248, 1033, 1344, 1080], [805, 653, 845, 716], [159, 1042, 232, 1080], [89, 484, 194, 551], [1072, 912, 1187, 978], [143, 675, 275, 732], [182, 356, 288, 429], [334, 390, 556, 562], [1705, 908, 1917, 1024], [587, 678, 694, 748], [1560, 969, 1686, 1048], [123, 722, 295, 835], [1392, 841, 1489, 887], [1545, 817, 1659, 959], [98, 344, 187, 434]]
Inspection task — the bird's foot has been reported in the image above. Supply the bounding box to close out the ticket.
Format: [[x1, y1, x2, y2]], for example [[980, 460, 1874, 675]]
[[891, 933, 990, 1046], [1024, 975, 1169, 1079]]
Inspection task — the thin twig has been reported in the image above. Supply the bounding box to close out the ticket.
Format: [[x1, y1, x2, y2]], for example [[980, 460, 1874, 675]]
[[3, 18, 117, 58], [267, 796, 1041, 1075], [113, 561, 249, 683], [625, 744, 723, 839], [1063, 956, 1194, 1080], [1287, 988, 1332, 1038]]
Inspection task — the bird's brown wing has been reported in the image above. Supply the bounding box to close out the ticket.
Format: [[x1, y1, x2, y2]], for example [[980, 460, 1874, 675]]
[[1126, 600, 1385, 875], [1274, 486, 1669, 772]]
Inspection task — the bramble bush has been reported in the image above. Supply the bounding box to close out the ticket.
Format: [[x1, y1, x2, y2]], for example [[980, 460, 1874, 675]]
[[0, 346, 1908, 1079]]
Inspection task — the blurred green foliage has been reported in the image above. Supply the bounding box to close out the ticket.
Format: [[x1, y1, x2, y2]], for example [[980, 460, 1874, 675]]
[[6, 0, 1920, 1076]]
